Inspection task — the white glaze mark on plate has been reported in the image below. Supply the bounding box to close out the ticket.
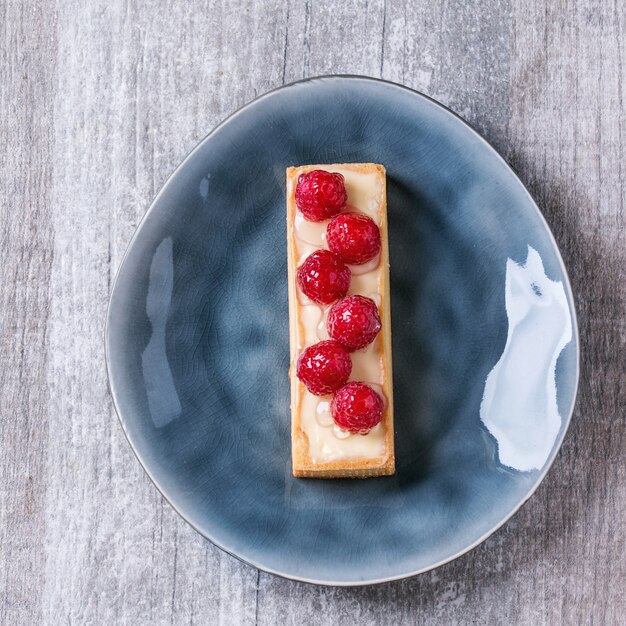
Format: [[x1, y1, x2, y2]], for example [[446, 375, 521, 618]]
[[142, 237, 182, 427], [480, 246, 572, 471]]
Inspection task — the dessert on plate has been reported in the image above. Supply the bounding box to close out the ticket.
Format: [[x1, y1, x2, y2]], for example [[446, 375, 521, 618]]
[[286, 163, 395, 478]]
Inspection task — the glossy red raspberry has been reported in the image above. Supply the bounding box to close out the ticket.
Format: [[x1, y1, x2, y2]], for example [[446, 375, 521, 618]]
[[331, 382, 384, 434], [296, 340, 352, 396], [327, 295, 381, 351], [297, 249, 351, 304], [326, 212, 381, 265], [295, 170, 348, 222]]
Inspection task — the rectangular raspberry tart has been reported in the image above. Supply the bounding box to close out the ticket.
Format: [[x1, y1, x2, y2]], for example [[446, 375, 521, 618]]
[[286, 163, 395, 478]]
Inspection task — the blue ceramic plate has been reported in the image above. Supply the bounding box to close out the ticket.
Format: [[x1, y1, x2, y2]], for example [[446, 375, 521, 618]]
[[106, 76, 579, 585]]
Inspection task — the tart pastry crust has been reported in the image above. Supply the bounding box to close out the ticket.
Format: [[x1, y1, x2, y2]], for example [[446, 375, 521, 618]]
[[287, 163, 395, 478]]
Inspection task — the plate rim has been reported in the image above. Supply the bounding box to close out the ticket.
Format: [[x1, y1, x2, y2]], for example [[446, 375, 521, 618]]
[[105, 74, 581, 586]]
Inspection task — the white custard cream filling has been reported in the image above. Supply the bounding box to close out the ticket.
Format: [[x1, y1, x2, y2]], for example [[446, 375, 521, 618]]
[[294, 167, 387, 462]]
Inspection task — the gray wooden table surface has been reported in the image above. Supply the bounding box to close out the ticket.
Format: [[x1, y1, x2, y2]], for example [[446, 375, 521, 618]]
[[1, 0, 625, 624]]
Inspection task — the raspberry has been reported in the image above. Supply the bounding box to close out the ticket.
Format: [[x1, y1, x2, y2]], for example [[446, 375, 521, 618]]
[[295, 170, 348, 222], [296, 340, 352, 396], [326, 212, 381, 265], [297, 249, 351, 304], [331, 382, 384, 434], [327, 295, 381, 351]]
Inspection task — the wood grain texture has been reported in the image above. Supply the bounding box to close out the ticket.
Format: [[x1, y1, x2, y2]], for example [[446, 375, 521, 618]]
[[0, 2, 56, 624], [1, 0, 624, 624]]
